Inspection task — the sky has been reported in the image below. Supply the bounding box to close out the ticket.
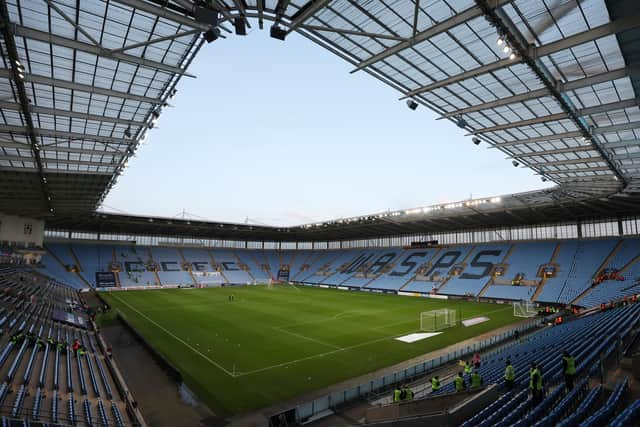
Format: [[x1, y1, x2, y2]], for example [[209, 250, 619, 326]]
[[102, 26, 552, 226]]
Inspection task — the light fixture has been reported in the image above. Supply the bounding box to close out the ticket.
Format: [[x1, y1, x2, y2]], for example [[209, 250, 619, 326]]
[[456, 116, 468, 128], [503, 45, 511, 54], [124, 126, 131, 138], [509, 52, 517, 60], [496, 37, 504, 46], [406, 100, 418, 110], [17, 72, 24, 80], [512, 160, 519, 167], [472, 137, 481, 145], [203, 29, 219, 43], [541, 177, 548, 182]]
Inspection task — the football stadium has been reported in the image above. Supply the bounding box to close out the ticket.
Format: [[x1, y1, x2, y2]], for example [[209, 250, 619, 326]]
[[1, 0, 640, 426]]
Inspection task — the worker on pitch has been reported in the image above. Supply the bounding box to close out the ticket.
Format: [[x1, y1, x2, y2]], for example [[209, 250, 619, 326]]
[[228, 294, 235, 302]]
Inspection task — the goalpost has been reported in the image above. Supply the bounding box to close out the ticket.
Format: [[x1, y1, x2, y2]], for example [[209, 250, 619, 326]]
[[513, 300, 537, 318], [420, 309, 457, 332]]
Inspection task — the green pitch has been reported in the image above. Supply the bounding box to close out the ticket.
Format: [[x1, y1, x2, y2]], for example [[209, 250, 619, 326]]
[[101, 285, 519, 416]]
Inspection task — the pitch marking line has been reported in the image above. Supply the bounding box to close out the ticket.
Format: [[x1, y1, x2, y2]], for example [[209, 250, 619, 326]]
[[272, 327, 342, 350], [235, 330, 412, 377], [110, 293, 237, 378]]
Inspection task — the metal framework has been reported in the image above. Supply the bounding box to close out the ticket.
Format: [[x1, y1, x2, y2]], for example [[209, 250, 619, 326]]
[[0, 0, 639, 242]]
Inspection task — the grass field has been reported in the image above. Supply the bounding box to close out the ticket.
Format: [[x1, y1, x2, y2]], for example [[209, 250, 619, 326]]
[[101, 285, 519, 415]]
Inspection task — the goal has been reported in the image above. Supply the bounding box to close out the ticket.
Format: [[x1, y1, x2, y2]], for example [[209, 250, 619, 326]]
[[513, 300, 537, 318], [420, 309, 457, 332]]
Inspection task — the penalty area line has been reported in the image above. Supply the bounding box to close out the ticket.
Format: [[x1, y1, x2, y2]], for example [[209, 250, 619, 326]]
[[110, 293, 237, 378]]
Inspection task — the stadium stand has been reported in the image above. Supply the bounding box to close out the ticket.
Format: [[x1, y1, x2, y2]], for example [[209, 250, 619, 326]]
[[439, 243, 511, 297], [38, 239, 640, 309], [0, 269, 138, 426], [114, 245, 157, 287], [148, 246, 193, 286]]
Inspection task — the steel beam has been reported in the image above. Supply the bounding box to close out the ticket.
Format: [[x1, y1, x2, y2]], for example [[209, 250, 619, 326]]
[[0, 69, 160, 105], [509, 146, 596, 158], [493, 131, 583, 147], [577, 98, 640, 117], [473, 113, 567, 134], [472, 99, 639, 134], [0, 124, 130, 145], [0, 101, 145, 126], [0, 2, 53, 213], [615, 151, 640, 160], [0, 154, 117, 169], [544, 166, 612, 174], [602, 139, 640, 149], [492, 122, 640, 148], [0, 139, 126, 156], [110, 29, 200, 54], [299, 25, 407, 41], [353, 0, 515, 72], [593, 120, 640, 134], [12, 25, 196, 77], [287, 0, 332, 34], [527, 157, 606, 167], [404, 15, 640, 99], [441, 67, 635, 118], [44, 0, 102, 47], [111, 0, 209, 30]]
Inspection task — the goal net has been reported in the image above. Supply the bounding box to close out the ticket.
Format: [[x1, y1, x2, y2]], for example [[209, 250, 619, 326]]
[[420, 309, 457, 332], [513, 300, 537, 318]]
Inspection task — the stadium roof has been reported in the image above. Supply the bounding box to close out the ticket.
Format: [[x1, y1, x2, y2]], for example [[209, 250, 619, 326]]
[[1, 0, 639, 240]]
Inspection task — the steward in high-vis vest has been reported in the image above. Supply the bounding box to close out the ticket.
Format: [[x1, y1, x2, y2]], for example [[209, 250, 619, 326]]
[[470, 371, 483, 389], [464, 361, 472, 374], [504, 360, 515, 391], [455, 372, 466, 392], [431, 376, 440, 392], [393, 387, 401, 402], [562, 351, 576, 390], [529, 363, 544, 404]]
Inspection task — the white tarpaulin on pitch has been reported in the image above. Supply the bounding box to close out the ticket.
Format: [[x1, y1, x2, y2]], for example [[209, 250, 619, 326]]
[[462, 316, 490, 327], [395, 332, 442, 343]]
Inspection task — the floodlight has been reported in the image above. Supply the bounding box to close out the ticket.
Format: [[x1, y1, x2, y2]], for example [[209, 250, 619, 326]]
[[456, 116, 468, 128], [472, 137, 481, 145], [512, 160, 519, 167], [406, 100, 418, 110], [496, 37, 504, 46], [503, 45, 511, 54], [124, 126, 132, 138], [509, 52, 517, 60]]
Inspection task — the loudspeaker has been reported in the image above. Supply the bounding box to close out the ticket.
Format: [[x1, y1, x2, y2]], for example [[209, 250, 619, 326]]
[[270, 25, 287, 41], [234, 18, 247, 36]]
